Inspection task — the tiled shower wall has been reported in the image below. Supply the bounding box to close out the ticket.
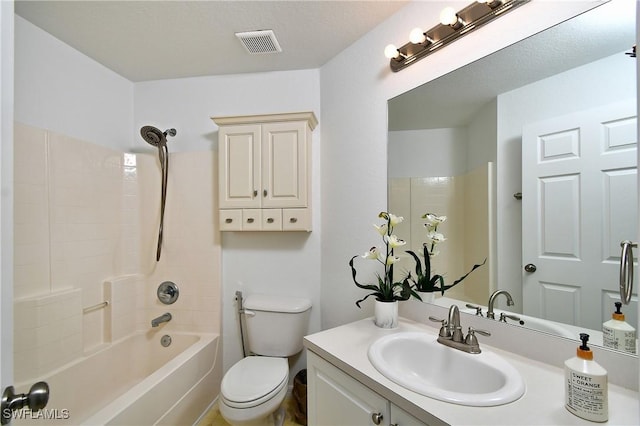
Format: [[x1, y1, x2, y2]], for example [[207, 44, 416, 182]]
[[389, 163, 493, 305], [13, 122, 220, 383]]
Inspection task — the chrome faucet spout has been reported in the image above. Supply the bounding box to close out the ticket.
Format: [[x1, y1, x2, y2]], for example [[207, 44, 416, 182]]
[[151, 312, 172, 327], [487, 290, 515, 320], [447, 305, 463, 342]]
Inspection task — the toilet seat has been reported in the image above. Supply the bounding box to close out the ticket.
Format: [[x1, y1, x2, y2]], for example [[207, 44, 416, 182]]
[[221, 356, 288, 409]]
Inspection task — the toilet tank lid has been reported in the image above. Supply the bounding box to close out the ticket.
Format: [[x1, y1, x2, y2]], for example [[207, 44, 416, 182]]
[[244, 294, 312, 313]]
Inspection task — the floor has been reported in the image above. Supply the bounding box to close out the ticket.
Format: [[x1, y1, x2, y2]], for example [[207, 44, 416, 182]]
[[197, 397, 303, 426]]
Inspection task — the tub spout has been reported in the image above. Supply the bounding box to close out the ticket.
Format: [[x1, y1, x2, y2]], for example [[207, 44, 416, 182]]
[[151, 312, 172, 327]]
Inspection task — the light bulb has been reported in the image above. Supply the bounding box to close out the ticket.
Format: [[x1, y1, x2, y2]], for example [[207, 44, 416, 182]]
[[439, 7, 458, 26], [409, 28, 426, 44], [384, 44, 400, 59]]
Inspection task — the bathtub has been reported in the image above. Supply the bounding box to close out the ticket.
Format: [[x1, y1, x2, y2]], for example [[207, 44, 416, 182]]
[[15, 332, 220, 425]]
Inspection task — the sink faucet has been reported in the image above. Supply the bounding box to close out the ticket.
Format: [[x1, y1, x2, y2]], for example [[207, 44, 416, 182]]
[[430, 305, 490, 354], [487, 290, 514, 320], [151, 312, 172, 327]]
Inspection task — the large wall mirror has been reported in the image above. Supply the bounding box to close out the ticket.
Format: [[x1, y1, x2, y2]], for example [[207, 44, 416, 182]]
[[388, 0, 637, 354]]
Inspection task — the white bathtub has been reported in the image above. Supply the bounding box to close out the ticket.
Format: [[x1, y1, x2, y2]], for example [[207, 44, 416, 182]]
[[15, 332, 220, 425]]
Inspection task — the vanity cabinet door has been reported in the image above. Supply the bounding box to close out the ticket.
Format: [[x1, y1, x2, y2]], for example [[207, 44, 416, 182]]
[[261, 120, 308, 208], [390, 403, 427, 426], [307, 351, 388, 426], [218, 124, 261, 209]]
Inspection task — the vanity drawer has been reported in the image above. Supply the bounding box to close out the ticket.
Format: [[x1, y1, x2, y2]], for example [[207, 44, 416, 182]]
[[220, 209, 242, 231], [262, 209, 282, 231], [242, 209, 262, 231], [283, 208, 310, 231]]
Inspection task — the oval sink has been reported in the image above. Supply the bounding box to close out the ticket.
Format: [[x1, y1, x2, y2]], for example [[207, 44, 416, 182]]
[[368, 331, 525, 406]]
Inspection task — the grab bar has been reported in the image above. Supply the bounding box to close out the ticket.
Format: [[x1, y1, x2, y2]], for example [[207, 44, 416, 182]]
[[82, 301, 109, 314], [619, 240, 637, 305]]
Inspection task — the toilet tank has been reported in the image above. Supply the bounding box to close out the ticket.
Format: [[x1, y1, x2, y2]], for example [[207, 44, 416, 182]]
[[243, 294, 312, 357]]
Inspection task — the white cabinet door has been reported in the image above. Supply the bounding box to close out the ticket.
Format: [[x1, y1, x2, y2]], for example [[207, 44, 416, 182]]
[[308, 351, 388, 426], [390, 403, 427, 426], [261, 121, 308, 208], [218, 124, 261, 208]]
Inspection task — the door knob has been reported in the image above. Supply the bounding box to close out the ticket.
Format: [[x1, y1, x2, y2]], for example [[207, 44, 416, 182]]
[[524, 263, 537, 273], [1, 382, 49, 425]]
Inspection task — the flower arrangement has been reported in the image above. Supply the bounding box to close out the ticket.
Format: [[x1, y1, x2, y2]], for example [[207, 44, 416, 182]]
[[349, 212, 421, 308], [406, 213, 486, 295]]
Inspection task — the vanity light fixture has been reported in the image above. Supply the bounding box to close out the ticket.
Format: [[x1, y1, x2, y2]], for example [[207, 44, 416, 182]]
[[385, 0, 529, 72]]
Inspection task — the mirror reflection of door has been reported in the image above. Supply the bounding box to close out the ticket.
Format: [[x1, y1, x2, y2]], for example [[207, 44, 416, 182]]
[[522, 100, 638, 332]]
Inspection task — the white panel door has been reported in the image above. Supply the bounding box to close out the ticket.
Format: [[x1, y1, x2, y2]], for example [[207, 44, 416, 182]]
[[522, 101, 637, 331], [261, 121, 307, 208], [218, 124, 261, 208]]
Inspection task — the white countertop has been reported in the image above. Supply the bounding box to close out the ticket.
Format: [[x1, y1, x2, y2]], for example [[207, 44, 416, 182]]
[[303, 317, 639, 425]]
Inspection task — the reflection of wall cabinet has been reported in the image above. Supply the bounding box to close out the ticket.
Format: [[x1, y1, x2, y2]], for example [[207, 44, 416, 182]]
[[212, 112, 318, 231], [307, 351, 426, 426]]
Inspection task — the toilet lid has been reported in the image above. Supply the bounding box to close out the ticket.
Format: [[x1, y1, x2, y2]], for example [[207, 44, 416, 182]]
[[221, 356, 288, 405]]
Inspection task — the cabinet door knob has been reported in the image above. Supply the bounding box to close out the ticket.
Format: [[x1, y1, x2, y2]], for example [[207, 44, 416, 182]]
[[289, 217, 298, 223], [267, 218, 274, 223], [263, 189, 268, 197], [253, 190, 258, 197], [371, 412, 383, 425], [247, 218, 254, 223], [225, 218, 233, 223]]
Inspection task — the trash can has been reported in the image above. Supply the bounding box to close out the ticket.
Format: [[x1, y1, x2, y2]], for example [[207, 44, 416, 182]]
[[292, 369, 307, 425]]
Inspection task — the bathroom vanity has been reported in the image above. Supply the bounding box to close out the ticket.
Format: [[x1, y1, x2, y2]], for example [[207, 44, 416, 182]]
[[304, 318, 639, 425]]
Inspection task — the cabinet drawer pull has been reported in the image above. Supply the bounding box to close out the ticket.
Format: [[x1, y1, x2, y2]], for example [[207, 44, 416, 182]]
[[247, 218, 254, 223], [225, 218, 233, 223], [289, 217, 298, 223], [371, 412, 383, 425], [267, 218, 274, 223]]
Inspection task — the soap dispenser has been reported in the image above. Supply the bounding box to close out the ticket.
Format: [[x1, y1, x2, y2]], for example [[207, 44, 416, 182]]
[[565, 333, 608, 422], [603, 301, 636, 354]]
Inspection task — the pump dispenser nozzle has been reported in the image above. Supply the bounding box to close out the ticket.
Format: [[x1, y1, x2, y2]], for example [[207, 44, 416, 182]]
[[613, 301, 625, 320], [577, 333, 593, 360]]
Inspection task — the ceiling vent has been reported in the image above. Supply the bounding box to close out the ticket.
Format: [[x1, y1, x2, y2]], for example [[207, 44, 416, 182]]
[[235, 30, 282, 54]]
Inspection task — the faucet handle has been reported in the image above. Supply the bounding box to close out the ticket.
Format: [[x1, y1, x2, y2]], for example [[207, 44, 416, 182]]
[[465, 303, 484, 317], [464, 327, 491, 352], [428, 316, 450, 338], [499, 312, 522, 324]]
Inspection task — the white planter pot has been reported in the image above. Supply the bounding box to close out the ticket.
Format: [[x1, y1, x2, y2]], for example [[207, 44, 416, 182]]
[[416, 291, 436, 304], [374, 300, 398, 329]]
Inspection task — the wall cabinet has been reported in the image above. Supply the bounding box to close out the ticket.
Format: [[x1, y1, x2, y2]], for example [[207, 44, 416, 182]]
[[213, 112, 317, 231], [307, 351, 427, 426]]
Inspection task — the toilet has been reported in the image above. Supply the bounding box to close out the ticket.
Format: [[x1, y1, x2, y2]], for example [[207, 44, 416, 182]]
[[219, 293, 312, 426]]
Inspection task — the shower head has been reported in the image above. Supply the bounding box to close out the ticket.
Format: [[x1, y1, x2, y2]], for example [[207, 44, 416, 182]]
[[140, 126, 177, 147]]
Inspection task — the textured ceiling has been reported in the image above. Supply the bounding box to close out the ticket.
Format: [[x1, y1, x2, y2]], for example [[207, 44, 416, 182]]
[[15, 0, 409, 82]]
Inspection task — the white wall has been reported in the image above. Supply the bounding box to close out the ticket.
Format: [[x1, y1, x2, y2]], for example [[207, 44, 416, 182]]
[[14, 16, 133, 151], [388, 128, 468, 178], [133, 71, 322, 375], [318, 0, 600, 329]]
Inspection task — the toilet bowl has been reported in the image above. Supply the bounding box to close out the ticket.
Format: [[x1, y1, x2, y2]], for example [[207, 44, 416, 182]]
[[219, 357, 288, 426], [220, 293, 311, 426]]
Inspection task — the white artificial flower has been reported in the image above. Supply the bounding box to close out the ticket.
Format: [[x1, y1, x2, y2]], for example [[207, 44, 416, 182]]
[[386, 255, 401, 266], [388, 213, 404, 227], [423, 213, 447, 225], [374, 223, 388, 236], [362, 247, 380, 260], [427, 231, 446, 244], [384, 234, 406, 248]]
